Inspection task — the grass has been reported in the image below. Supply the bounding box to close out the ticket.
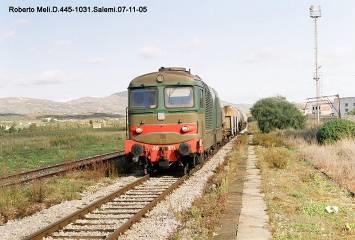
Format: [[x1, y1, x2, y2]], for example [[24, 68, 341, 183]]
[[0, 123, 124, 176], [295, 139, 354, 193], [282, 129, 355, 193], [259, 147, 292, 169], [253, 132, 284, 147], [0, 163, 119, 224], [255, 133, 355, 239], [171, 135, 248, 239]]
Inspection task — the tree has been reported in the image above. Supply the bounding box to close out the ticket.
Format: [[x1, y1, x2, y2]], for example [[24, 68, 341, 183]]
[[250, 96, 306, 133]]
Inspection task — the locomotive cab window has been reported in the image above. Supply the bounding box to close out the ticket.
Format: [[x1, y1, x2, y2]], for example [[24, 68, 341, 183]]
[[164, 87, 194, 108], [130, 88, 157, 109]]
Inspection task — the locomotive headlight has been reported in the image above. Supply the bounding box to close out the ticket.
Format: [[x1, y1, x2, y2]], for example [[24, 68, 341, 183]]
[[135, 127, 143, 134], [181, 126, 190, 133]]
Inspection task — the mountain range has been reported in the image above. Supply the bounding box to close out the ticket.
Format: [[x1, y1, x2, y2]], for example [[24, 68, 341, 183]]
[[0, 91, 251, 116]]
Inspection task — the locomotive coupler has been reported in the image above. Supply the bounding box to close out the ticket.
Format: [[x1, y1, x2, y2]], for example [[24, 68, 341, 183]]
[[132, 156, 139, 163], [158, 158, 169, 169]]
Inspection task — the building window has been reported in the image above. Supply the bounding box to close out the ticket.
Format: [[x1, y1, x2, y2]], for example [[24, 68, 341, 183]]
[[345, 103, 348, 107], [353, 102, 355, 107], [345, 108, 348, 113]]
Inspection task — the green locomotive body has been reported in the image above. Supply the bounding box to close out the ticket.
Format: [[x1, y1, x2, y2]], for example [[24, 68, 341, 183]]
[[124, 67, 224, 173]]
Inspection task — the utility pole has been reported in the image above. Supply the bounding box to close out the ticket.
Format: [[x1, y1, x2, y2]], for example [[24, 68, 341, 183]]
[[309, 5, 321, 124]]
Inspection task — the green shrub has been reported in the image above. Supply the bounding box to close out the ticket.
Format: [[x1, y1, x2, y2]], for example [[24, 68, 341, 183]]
[[316, 119, 355, 144], [250, 96, 306, 133]]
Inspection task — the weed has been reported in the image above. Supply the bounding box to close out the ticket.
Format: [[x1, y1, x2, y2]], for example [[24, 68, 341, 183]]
[[257, 137, 355, 239], [261, 147, 291, 169], [0, 165, 118, 224], [302, 201, 328, 217], [253, 132, 284, 147]]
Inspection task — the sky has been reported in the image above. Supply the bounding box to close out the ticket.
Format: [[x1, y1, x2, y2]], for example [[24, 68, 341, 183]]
[[0, 0, 354, 104]]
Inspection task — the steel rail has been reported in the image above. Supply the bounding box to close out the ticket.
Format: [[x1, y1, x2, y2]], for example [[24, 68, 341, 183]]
[[0, 151, 124, 187], [22, 146, 220, 240], [22, 138, 235, 239], [23, 175, 149, 240], [106, 167, 199, 239]]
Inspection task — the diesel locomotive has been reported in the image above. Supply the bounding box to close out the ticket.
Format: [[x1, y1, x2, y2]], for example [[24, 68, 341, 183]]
[[124, 67, 224, 174]]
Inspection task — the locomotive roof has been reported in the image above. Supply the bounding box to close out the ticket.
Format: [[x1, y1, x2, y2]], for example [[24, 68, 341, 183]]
[[128, 67, 204, 88]]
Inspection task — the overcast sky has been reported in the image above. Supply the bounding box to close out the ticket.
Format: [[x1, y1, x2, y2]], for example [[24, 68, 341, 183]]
[[0, 0, 354, 104]]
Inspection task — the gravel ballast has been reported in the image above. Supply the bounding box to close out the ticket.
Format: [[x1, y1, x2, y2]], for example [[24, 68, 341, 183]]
[[0, 140, 234, 240], [119, 140, 234, 240], [0, 176, 139, 240]]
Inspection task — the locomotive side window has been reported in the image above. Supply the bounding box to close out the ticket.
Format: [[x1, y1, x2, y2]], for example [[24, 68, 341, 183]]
[[164, 87, 194, 108], [130, 88, 157, 109]]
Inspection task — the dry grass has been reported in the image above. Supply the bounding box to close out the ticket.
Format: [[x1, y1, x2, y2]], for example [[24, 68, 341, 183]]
[[253, 132, 284, 147], [259, 147, 292, 169], [257, 145, 355, 239], [0, 163, 118, 224], [287, 138, 355, 193]]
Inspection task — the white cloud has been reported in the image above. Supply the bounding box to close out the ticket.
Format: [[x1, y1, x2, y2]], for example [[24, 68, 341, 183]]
[[187, 36, 202, 48], [18, 70, 64, 86], [139, 46, 162, 59], [242, 48, 276, 64], [0, 31, 16, 41], [54, 40, 73, 46], [87, 57, 105, 64]]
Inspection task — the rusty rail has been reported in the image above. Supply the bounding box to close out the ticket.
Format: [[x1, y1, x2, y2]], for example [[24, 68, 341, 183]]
[[24, 175, 149, 240], [22, 145, 217, 239], [0, 151, 124, 187], [107, 169, 196, 239], [21, 138, 235, 239]]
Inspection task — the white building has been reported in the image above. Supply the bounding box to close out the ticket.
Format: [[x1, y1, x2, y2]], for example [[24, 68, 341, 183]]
[[304, 102, 333, 117], [334, 97, 355, 117]]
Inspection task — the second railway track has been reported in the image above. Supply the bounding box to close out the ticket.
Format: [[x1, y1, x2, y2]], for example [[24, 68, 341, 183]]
[[0, 151, 124, 187]]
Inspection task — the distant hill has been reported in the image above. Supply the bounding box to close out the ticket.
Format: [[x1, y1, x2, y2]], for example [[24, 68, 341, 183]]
[[0, 90, 252, 116], [111, 91, 128, 97], [0, 91, 128, 115]]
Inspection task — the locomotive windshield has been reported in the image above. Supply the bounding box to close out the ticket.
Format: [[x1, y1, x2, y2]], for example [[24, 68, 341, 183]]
[[130, 88, 157, 109], [164, 87, 194, 108]]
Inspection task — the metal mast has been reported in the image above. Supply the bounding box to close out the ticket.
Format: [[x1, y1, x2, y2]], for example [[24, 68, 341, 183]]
[[310, 5, 321, 124]]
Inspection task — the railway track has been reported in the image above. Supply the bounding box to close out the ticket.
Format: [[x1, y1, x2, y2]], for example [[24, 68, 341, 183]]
[[0, 151, 124, 187], [22, 138, 226, 240], [24, 173, 191, 240]]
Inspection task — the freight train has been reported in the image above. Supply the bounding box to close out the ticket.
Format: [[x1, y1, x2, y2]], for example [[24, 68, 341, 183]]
[[223, 105, 248, 138], [124, 67, 246, 174]]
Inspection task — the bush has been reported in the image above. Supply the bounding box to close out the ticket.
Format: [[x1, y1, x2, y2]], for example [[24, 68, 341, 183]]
[[262, 147, 290, 169], [316, 119, 355, 144], [250, 96, 306, 133], [253, 132, 284, 147]]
